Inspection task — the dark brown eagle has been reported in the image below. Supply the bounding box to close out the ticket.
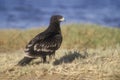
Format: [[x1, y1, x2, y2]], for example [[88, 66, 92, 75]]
[[18, 15, 64, 66]]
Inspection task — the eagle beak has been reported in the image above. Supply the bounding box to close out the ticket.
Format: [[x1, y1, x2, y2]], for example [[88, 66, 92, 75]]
[[59, 17, 65, 22]]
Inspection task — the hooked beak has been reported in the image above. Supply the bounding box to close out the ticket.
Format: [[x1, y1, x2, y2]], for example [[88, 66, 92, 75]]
[[59, 17, 65, 22]]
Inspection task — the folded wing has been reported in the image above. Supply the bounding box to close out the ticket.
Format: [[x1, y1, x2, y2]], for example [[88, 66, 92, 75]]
[[25, 32, 62, 54]]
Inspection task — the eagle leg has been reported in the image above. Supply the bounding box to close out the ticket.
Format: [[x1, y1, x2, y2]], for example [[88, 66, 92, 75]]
[[42, 56, 47, 63]]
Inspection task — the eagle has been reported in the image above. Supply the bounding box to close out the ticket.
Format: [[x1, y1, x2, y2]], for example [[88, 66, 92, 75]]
[[18, 15, 64, 66]]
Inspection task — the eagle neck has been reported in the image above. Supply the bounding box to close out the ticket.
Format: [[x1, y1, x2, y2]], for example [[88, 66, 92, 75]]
[[47, 22, 61, 33]]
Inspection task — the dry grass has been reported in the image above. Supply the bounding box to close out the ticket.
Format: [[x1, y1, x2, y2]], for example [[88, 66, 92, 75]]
[[0, 24, 120, 80], [0, 24, 120, 52], [0, 47, 120, 80]]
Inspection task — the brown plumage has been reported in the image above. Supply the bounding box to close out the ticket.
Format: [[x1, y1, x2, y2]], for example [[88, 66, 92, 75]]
[[18, 15, 64, 66]]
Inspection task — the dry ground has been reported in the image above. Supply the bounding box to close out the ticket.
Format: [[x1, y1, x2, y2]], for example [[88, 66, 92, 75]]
[[0, 46, 120, 80], [0, 24, 120, 80]]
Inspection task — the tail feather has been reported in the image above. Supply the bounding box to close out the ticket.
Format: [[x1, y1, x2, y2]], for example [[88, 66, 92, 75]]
[[17, 57, 34, 66]]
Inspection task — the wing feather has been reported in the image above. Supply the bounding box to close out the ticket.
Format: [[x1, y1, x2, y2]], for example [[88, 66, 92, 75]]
[[25, 32, 62, 54]]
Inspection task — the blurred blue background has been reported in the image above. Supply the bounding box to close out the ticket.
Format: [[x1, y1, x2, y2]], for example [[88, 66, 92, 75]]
[[0, 0, 120, 29]]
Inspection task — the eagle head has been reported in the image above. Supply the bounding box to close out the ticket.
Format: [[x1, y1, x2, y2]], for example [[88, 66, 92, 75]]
[[50, 15, 65, 23]]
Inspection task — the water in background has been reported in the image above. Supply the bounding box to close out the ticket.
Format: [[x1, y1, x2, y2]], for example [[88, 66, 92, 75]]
[[0, 0, 120, 29]]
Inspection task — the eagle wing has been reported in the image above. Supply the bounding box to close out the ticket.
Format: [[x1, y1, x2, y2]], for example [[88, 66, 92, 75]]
[[25, 32, 62, 54]]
